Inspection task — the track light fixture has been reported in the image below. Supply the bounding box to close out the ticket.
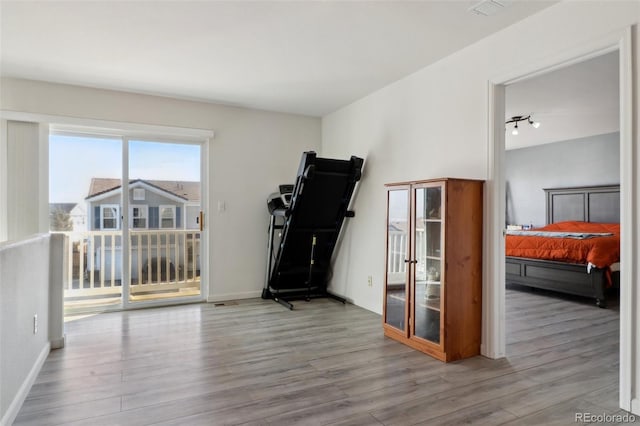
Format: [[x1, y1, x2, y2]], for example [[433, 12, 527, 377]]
[[506, 115, 540, 135]]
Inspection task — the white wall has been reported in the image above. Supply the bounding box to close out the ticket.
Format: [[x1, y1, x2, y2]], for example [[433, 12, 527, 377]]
[[0, 120, 7, 241], [321, 1, 639, 314], [0, 234, 52, 426], [506, 133, 620, 227], [0, 79, 322, 301], [321, 0, 640, 414], [4, 121, 49, 241]]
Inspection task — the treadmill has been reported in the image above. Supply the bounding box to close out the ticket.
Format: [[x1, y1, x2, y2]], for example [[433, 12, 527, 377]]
[[262, 151, 363, 309]]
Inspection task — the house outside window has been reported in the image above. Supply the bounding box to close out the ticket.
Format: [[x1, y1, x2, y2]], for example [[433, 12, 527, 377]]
[[159, 205, 176, 229], [130, 205, 148, 229], [101, 204, 120, 230]]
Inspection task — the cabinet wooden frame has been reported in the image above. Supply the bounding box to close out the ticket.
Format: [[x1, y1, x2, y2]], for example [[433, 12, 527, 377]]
[[383, 178, 483, 362]]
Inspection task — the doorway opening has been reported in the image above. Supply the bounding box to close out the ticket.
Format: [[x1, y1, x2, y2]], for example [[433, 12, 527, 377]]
[[504, 51, 620, 420], [486, 29, 634, 414], [503, 51, 621, 415]]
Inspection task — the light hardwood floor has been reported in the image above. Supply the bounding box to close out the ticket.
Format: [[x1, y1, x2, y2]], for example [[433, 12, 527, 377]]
[[13, 287, 631, 425]]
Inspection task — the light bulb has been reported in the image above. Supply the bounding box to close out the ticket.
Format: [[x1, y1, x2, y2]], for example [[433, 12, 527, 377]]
[[512, 127, 519, 136], [531, 121, 540, 128]]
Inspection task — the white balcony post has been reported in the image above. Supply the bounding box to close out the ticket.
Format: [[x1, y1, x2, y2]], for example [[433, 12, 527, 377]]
[[121, 138, 130, 307]]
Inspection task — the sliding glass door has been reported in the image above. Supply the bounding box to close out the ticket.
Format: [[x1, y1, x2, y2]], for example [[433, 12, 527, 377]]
[[50, 132, 206, 314], [127, 140, 202, 304], [49, 134, 124, 314]]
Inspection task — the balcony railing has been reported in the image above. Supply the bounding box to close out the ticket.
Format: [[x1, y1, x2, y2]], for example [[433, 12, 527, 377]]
[[129, 230, 200, 294], [387, 230, 428, 283], [59, 229, 201, 306]]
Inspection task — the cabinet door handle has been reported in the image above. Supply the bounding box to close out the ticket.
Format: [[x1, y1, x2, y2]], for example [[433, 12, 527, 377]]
[[404, 259, 418, 264]]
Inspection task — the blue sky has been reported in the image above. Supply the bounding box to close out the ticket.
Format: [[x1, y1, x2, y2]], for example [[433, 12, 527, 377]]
[[49, 135, 200, 203]]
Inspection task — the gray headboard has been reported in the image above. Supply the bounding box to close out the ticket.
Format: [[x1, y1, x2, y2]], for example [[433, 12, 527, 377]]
[[544, 185, 620, 224]]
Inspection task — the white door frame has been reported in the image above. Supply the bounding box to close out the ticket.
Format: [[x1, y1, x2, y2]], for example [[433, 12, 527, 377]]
[[484, 27, 636, 414], [120, 136, 211, 310], [2, 110, 214, 310]]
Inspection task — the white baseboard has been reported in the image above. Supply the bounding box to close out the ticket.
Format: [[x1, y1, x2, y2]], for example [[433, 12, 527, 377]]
[[0, 343, 50, 426], [481, 343, 505, 360], [207, 290, 262, 303], [50, 336, 65, 350]]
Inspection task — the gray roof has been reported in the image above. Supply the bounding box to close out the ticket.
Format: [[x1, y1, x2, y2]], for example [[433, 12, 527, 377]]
[[86, 178, 200, 202]]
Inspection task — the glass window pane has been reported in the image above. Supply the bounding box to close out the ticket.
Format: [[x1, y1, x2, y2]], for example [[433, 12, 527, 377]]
[[161, 207, 173, 218], [128, 140, 201, 299], [385, 189, 408, 331], [49, 134, 121, 233], [160, 206, 174, 228], [131, 206, 147, 229], [414, 186, 442, 344], [101, 206, 119, 230]]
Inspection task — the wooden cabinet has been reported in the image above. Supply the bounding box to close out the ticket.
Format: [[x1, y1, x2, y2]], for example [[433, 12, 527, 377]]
[[383, 178, 483, 362]]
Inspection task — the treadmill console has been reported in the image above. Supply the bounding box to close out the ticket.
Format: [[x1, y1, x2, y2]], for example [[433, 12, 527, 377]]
[[267, 184, 294, 214], [278, 184, 294, 207]]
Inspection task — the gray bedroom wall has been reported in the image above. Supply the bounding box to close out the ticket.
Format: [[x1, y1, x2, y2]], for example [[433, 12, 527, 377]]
[[505, 132, 620, 227]]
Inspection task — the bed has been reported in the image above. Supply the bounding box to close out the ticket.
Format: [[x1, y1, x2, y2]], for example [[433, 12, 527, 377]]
[[505, 185, 620, 307]]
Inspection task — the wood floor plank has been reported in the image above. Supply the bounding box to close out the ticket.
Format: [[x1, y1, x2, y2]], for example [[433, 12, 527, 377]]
[[499, 397, 622, 425], [63, 387, 255, 426], [12, 396, 122, 426], [12, 288, 628, 425], [260, 375, 454, 426], [322, 412, 385, 426], [410, 402, 519, 426]]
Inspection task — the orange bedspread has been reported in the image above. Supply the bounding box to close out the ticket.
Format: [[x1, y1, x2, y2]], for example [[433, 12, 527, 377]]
[[505, 221, 620, 268]]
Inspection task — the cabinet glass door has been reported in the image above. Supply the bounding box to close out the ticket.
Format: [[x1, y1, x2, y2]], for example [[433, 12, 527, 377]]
[[385, 189, 409, 331], [413, 185, 443, 344]]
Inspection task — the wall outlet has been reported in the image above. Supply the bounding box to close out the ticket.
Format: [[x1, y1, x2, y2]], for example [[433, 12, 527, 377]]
[[33, 314, 38, 334], [367, 275, 373, 287]]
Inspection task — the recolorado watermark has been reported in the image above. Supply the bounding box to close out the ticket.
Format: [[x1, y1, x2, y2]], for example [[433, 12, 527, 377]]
[[575, 412, 637, 423]]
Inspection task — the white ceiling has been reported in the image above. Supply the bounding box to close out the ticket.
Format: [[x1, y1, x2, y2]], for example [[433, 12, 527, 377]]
[[505, 51, 620, 150], [1, 0, 557, 117]]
